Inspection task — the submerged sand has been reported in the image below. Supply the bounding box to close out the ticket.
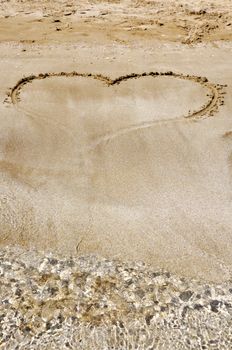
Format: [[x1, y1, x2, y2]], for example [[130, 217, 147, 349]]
[[0, 0, 232, 284], [1, 246, 232, 349]]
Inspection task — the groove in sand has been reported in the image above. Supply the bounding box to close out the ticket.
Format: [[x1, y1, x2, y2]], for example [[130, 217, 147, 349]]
[[9, 71, 225, 151]]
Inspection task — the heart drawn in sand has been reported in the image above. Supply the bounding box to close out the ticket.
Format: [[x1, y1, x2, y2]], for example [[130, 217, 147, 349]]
[[6, 71, 224, 197], [10, 71, 223, 151]]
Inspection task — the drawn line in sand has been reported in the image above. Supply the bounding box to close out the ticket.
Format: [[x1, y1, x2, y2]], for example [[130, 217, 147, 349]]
[[8, 70, 226, 156]]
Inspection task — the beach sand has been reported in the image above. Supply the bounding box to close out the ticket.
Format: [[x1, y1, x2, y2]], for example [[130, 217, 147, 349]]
[[0, 0, 232, 348]]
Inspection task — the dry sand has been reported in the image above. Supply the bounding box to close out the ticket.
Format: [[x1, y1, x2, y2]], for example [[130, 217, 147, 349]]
[[1, 0, 232, 283]]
